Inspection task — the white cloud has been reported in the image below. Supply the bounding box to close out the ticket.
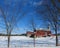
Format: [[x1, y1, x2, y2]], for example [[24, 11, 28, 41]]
[[33, 0, 43, 6]]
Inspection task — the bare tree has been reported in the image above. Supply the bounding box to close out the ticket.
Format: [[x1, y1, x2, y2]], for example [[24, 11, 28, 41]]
[[51, 0, 60, 12], [0, 0, 28, 48], [28, 16, 36, 47], [35, 0, 60, 46]]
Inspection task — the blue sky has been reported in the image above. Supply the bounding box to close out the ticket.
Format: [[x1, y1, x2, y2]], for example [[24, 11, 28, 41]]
[[0, 0, 60, 34]]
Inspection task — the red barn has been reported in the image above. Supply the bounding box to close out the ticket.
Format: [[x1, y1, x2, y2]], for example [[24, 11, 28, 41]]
[[35, 30, 51, 37], [26, 31, 34, 37], [26, 30, 51, 37]]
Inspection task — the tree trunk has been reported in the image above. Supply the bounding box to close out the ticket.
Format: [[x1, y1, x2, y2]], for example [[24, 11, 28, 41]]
[[55, 29, 58, 46], [8, 32, 11, 48], [8, 35, 10, 48], [7, 31, 10, 48], [34, 34, 35, 47], [56, 33, 58, 46], [55, 24, 58, 46]]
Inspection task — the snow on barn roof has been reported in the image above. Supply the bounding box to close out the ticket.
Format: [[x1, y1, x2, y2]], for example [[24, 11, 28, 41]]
[[38, 28, 51, 31]]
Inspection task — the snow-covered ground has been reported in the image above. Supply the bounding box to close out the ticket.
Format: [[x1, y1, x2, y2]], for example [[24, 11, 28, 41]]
[[0, 36, 60, 48]]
